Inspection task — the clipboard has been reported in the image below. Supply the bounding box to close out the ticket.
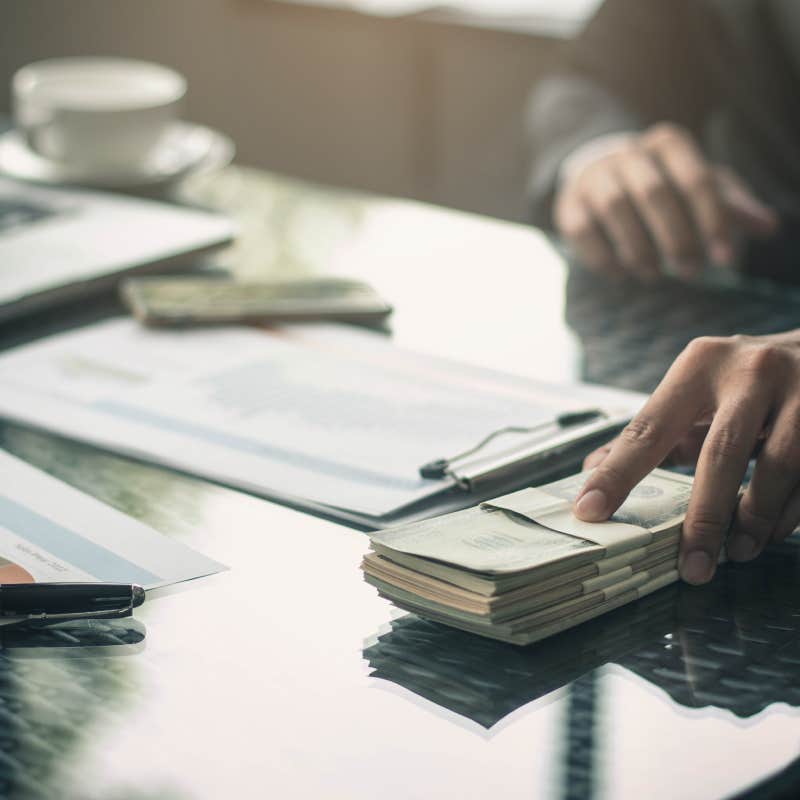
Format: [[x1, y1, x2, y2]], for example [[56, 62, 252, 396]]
[[0, 319, 642, 530]]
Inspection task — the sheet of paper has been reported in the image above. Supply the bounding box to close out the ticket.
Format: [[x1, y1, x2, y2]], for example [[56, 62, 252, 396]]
[[0, 318, 644, 517], [0, 450, 225, 589]]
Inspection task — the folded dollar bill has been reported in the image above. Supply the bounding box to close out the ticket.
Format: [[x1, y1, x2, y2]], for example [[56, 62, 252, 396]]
[[363, 468, 694, 645]]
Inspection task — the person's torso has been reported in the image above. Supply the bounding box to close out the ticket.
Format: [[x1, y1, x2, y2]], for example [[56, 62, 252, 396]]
[[704, 0, 800, 211], [702, 0, 800, 279]]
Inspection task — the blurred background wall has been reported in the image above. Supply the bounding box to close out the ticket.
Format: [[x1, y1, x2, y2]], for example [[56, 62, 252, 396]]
[[0, 0, 596, 222]]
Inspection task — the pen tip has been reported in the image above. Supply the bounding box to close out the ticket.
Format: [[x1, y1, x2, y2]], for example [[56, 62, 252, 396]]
[[132, 585, 146, 608]]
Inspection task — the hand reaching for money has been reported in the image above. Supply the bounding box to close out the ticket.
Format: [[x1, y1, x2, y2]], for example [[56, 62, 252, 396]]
[[574, 331, 800, 585], [555, 123, 779, 281]]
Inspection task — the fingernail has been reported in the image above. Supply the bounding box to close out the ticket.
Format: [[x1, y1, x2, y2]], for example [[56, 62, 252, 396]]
[[711, 240, 733, 265], [575, 489, 608, 521], [727, 532, 758, 562], [680, 550, 714, 585]]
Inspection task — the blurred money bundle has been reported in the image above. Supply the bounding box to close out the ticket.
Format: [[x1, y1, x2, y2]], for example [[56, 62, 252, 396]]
[[363, 469, 694, 645]]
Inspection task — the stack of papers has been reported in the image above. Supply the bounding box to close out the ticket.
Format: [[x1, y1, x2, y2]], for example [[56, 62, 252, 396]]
[[363, 469, 693, 645]]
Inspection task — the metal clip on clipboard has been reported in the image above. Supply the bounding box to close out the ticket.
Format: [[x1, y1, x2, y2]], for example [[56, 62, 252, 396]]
[[418, 409, 608, 492]]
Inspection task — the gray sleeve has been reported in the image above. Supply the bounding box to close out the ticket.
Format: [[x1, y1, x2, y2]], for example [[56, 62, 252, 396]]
[[526, 75, 642, 229]]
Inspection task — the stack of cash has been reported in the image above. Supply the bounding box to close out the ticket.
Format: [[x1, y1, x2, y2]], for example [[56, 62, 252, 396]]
[[363, 469, 693, 645]]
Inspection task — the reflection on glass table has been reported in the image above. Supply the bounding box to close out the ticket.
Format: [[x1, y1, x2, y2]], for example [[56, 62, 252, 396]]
[[1, 616, 146, 658], [0, 618, 145, 800], [364, 539, 800, 730], [565, 266, 800, 394]]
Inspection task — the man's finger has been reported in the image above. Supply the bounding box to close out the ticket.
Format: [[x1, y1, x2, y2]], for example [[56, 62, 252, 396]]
[[583, 424, 708, 474], [731, 401, 800, 560], [646, 127, 731, 268], [555, 191, 619, 275], [582, 167, 660, 281], [615, 149, 700, 275], [717, 167, 780, 239], [574, 356, 706, 521], [665, 423, 710, 466], [680, 397, 769, 584]]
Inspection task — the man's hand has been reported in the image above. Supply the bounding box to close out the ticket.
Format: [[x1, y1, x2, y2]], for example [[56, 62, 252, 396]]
[[555, 123, 779, 281], [574, 332, 800, 584]]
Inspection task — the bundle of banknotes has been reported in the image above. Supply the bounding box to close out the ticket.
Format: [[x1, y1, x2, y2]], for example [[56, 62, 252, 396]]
[[363, 469, 694, 645]]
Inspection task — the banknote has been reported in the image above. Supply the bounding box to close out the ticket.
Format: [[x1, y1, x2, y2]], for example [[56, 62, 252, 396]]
[[370, 468, 693, 576], [370, 534, 678, 595], [364, 548, 676, 621], [363, 468, 694, 645], [370, 503, 598, 575], [536, 468, 692, 529], [377, 568, 678, 646]]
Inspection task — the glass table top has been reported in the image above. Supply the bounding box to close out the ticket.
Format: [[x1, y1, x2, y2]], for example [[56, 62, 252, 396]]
[[2, 166, 800, 799], [1, 427, 800, 800]]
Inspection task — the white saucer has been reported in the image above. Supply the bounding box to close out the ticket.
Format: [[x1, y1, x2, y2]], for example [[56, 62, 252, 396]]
[[0, 122, 235, 190]]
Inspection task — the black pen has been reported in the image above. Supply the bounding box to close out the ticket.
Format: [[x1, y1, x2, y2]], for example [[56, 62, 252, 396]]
[[0, 583, 146, 620]]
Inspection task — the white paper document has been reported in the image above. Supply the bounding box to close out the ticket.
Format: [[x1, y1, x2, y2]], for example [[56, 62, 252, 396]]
[[0, 450, 225, 589], [0, 318, 644, 521]]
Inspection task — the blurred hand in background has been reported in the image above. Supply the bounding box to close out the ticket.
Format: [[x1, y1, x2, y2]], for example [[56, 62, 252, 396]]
[[554, 123, 779, 282]]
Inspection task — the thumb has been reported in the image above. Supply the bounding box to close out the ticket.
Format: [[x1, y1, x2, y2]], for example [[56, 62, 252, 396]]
[[718, 167, 780, 237]]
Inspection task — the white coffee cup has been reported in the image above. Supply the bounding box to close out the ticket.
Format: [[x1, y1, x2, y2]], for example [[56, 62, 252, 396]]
[[12, 57, 187, 173]]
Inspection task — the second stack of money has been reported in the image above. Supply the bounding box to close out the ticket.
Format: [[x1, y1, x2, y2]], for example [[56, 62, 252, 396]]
[[362, 469, 693, 645]]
